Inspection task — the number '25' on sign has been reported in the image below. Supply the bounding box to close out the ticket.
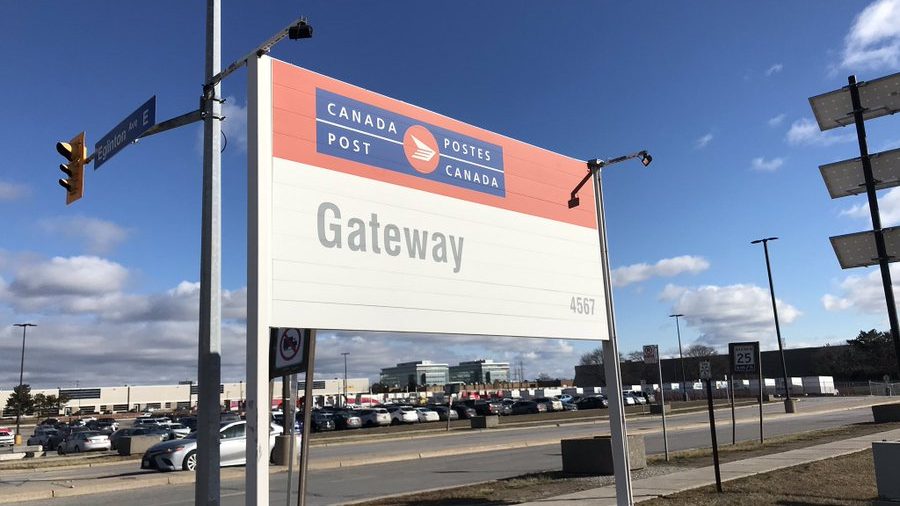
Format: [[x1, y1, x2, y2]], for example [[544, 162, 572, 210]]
[[728, 341, 760, 374]]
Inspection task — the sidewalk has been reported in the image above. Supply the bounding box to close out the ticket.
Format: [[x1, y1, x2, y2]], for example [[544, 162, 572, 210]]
[[515, 427, 900, 505]]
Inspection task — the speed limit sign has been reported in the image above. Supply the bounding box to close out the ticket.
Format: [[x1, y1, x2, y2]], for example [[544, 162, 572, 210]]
[[729, 341, 760, 374]]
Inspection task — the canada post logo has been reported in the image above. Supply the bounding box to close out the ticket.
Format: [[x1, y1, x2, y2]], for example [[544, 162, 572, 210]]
[[315, 89, 505, 197]]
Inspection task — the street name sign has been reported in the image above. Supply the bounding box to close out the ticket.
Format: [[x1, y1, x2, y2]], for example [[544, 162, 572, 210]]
[[95, 96, 156, 169], [729, 341, 760, 374]]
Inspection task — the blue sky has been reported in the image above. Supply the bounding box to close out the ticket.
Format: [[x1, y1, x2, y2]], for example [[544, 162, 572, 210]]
[[3, 1, 900, 388]]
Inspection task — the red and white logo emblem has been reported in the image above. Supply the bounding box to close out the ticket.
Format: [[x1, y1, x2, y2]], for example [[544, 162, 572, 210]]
[[403, 125, 440, 174]]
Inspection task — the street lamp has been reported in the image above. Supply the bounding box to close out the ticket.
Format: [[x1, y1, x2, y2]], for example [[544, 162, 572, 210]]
[[341, 352, 350, 407], [568, 149, 652, 505], [12, 323, 36, 444], [751, 237, 794, 412], [668, 314, 688, 402]]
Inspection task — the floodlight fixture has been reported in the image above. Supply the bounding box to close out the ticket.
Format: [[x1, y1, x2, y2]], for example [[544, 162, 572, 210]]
[[808, 71, 900, 131], [819, 148, 900, 199], [289, 19, 313, 40], [568, 150, 652, 209]]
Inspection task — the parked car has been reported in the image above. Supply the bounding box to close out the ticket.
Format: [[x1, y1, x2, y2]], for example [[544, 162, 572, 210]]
[[511, 400, 546, 415], [57, 431, 111, 454], [330, 410, 362, 430], [28, 427, 59, 448], [0, 429, 14, 446], [357, 408, 391, 427], [532, 397, 563, 412], [39, 418, 60, 427], [621, 392, 638, 406], [310, 410, 336, 432], [141, 421, 283, 472], [460, 399, 503, 416], [625, 391, 647, 405], [220, 412, 241, 423], [87, 418, 118, 433], [429, 405, 459, 421], [561, 402, 578, 411], [414, 407, 440, 423], [558, 394, 575, 404], [450, 404, 477, 419], [167, 423, 191, 439], [386, 406, 419, 425], [574, 396, 609, 410], [178, 417, 198, 430]]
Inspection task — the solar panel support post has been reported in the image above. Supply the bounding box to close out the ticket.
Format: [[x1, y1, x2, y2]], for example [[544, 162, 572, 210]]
[[849, 75, 900, 376]]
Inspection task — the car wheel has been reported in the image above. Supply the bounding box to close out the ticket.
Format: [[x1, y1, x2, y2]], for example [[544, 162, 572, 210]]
[[58, 447, 65, 455], [182, 450, 197, 471]]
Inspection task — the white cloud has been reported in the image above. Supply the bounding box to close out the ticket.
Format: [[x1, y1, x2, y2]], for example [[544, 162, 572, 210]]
[[660, 283, 801, 348], [612, 255, 710, 287], [768, 114, 786, 127], [823, 263, 900, 313], [751, 157, 785, 172], [40, 216, 130, 254], [841, 0, 900, 71], [840, 187, 900, 226], [786, 118, 855, 147], [0, 180, 29, 201], [7, 256, 128, 297], [695, 133, 714, 149], [765, 63, 784, 76]]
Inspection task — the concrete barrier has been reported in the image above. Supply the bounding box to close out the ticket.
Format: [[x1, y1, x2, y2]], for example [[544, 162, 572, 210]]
[[650, 403, 670, 415], [561, 434, 646, 475], [873, 441, 900, 502], [872, 403, 900, 423], [470, 416, 499, 429], [117, 436, 162, 456]]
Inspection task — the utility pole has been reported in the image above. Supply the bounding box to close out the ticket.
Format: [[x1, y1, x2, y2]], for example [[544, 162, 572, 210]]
[[196, 0, 223, 503], [12, 323, 36, 444], [670, 314, 688, 401], [341, 352, 350, 407]]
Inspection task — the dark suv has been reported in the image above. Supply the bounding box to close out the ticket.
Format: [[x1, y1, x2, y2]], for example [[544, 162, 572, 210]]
[[460, 399, 501, 416]]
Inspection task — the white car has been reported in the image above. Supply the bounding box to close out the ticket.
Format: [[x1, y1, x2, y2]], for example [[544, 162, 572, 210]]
[[141, 421, 283, 471], [357, 408, 391, 427], [414, 408, 439, 423], [0, 428, 14, 446], [387, 406, 419, 425]]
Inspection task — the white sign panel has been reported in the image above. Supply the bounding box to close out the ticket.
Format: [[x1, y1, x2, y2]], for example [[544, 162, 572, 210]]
[[250, 57, 608, 341], [699, 361, 711, 380]]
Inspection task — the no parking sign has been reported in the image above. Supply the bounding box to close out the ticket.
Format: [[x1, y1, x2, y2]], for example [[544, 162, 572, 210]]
[[269, 327, 311, 378]]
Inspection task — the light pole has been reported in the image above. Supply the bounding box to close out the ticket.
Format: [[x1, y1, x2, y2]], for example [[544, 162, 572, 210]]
[[751, 237, 794, 412], [12, 323, 36, 444], [669, 314, 688, 402], [341, 352, 350, 407], [568, 149, 652, 506]]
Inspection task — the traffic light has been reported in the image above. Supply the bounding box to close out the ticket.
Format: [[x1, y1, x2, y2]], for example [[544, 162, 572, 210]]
[[57, 132, 86, 205]]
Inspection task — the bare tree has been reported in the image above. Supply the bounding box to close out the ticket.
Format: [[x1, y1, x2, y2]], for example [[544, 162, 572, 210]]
[[684, 344, 716, 357], [579, 347, 603, 365], [626, 351, 644, 362]]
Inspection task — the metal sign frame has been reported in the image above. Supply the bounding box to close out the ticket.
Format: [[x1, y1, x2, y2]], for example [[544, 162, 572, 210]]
[[269, 327, 311, 379]]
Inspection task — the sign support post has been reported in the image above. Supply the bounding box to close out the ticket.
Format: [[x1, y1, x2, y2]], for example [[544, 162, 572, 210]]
[[727, 374, 735, 445], [701, 361, 723, 493], [297, 330, 317, 506], [644, 344, 668, 461], [758, 353, 764, 443], [593, 168, 633, 505]]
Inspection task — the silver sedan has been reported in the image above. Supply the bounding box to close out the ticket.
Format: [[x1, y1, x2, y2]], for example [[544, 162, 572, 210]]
[[141, 421, 284, 472]]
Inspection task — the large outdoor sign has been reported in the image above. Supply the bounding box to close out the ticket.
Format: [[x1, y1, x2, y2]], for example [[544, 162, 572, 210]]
[[249, 56, 606, 340]]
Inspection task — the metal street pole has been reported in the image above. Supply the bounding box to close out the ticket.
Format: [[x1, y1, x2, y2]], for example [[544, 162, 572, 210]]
[[591, 168, 634, 505], [848, 75, 900, 376], [670, 314, 688, 401], [751, 237, 794, 412], [12, 323, 36, 444], [196, 0, 222, 504], [342, 352, 350, 407]]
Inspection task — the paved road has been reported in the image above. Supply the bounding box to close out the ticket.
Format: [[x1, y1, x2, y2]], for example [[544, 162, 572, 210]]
[[8, 397, 879, 505]]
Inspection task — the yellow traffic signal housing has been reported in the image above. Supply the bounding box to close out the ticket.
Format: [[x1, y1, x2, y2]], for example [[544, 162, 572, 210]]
[[57, 132, 86, 205]]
